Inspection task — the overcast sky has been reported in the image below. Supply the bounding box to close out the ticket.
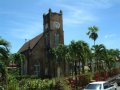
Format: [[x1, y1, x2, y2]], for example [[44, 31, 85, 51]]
[[0, 0, 120, 53]]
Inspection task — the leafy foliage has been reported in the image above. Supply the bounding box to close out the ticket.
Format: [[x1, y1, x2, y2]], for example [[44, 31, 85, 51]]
[[0, 37, 10, 65], [87, 26, 98, 45]]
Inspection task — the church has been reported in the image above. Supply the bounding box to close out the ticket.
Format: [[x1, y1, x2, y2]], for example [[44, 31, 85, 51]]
[[19, 9, 64, 78]]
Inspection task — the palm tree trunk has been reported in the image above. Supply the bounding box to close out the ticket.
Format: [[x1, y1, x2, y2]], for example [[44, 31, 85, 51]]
[[82, 63, 84, 73], [63, 59, 66, 76], [78, 60, 81, 75], [94, 40, 95, 46], [74, 60, 77, 76]]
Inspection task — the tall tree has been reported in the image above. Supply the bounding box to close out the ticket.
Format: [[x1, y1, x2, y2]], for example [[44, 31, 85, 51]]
[[87, 26, 99, 73], [49, 48, 57, 77], [9, 53, 26, 75], [87, 26, 99, 46], [14, 53, 25, 75], [69, 40, 91, 74], [0, 37, 10, 83], [69, 41, 79, 76], [49, 44, 68, 77], [55, 44, 68, 76], [0, 37, 10, 65], [76, 40, 91, 73], [105, 49, 120, 71], [92, 44, 107, 71]]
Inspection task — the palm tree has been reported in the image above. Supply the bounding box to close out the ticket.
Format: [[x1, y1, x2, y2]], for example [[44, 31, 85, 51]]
[[87, 26, 99, 73], [0, 62, 7, 83], [87, 26, 99, 46], [55, 44, 68, 76], [49, 48, 57, 77], [69, 40, 91, 74], [68, 40, 91, 89], [49, 44, 68, 77], [92, 44, 107, 72], [69, 41, 78, 76], [0, 37, 10, 83], [0, 37, 10, 65], [65, 51, 73, 75], [76, 40, 91, 73], [105, 49, 120, 71], [11, 53, 25, 75]]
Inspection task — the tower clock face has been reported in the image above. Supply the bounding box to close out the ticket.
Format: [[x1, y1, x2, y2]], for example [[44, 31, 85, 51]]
[[53, 21, 60, 29]]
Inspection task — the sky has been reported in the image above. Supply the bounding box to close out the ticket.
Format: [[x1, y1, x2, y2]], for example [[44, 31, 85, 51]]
[[0, 0, 120, 53]]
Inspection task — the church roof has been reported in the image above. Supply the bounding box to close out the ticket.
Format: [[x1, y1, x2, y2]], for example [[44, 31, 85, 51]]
[[18, 33, 43, 53]]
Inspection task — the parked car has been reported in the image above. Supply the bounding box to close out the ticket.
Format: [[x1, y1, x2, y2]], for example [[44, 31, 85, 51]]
[[84, 81, 117, 90]]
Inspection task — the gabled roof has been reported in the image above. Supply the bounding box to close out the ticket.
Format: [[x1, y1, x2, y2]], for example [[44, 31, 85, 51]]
[[18, 33, 43, 53]]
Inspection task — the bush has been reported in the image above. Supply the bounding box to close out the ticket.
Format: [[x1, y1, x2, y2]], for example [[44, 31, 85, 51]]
[[4, 75, 19, 90], [20, 79, 55, 90]]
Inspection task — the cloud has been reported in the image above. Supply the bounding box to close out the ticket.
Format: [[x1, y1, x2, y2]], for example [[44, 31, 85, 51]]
[[83, 0, 112, 9], [8, 21, 43, 40], [59, 4, 97, 25], [105, 34, 116, 39], [74, 0, 117, 9], [57, 0, 120, 25], [0, 9, 43, 40], [0, 10, 38, 21]]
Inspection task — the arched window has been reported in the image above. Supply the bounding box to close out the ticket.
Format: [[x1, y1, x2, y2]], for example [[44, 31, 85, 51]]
[[45, 34, 48, 46], [55, 32, 59, 47]]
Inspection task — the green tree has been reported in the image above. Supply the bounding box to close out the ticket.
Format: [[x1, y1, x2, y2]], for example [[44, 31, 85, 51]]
[[55, 44, 68, 76], [12, 53, 25, 75], [87, 26, 99, 73], [49, 48, 57, 77], [0, 37, 10, 84], [69, 41, 79, 76], [75, 40, 91, 73], [69, 40, 91, 74], [105, 49, 120, 71], [92, 44, 107, 72], [49, 44, 68, 77], [87, 26, 98, 46], [0, 37, 10, 65]]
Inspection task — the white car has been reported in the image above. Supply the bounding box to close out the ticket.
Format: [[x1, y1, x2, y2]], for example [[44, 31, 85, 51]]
[[84, 81, 117, 90]]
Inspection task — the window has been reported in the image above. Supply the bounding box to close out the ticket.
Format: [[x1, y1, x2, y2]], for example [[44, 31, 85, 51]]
[[55, 33, 59, 47], [85, 84, 101, 89], [104, 83, 114, 89], [45, 67, 48, 75], [104, 83, 110, 89], [34, 64, 40, 76], [45, 34, 48, 46]]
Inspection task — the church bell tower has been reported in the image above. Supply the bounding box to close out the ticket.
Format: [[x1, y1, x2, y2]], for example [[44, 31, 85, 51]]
[[43, 8, 64, 48], [43, 9, 64, 77]]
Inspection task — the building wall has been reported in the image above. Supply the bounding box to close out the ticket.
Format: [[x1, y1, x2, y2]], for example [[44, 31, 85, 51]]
[[28, 37, 45, 77]]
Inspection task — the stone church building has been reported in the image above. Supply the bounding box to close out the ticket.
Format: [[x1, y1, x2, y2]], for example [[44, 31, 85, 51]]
[[19, 9, 64, 78]]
